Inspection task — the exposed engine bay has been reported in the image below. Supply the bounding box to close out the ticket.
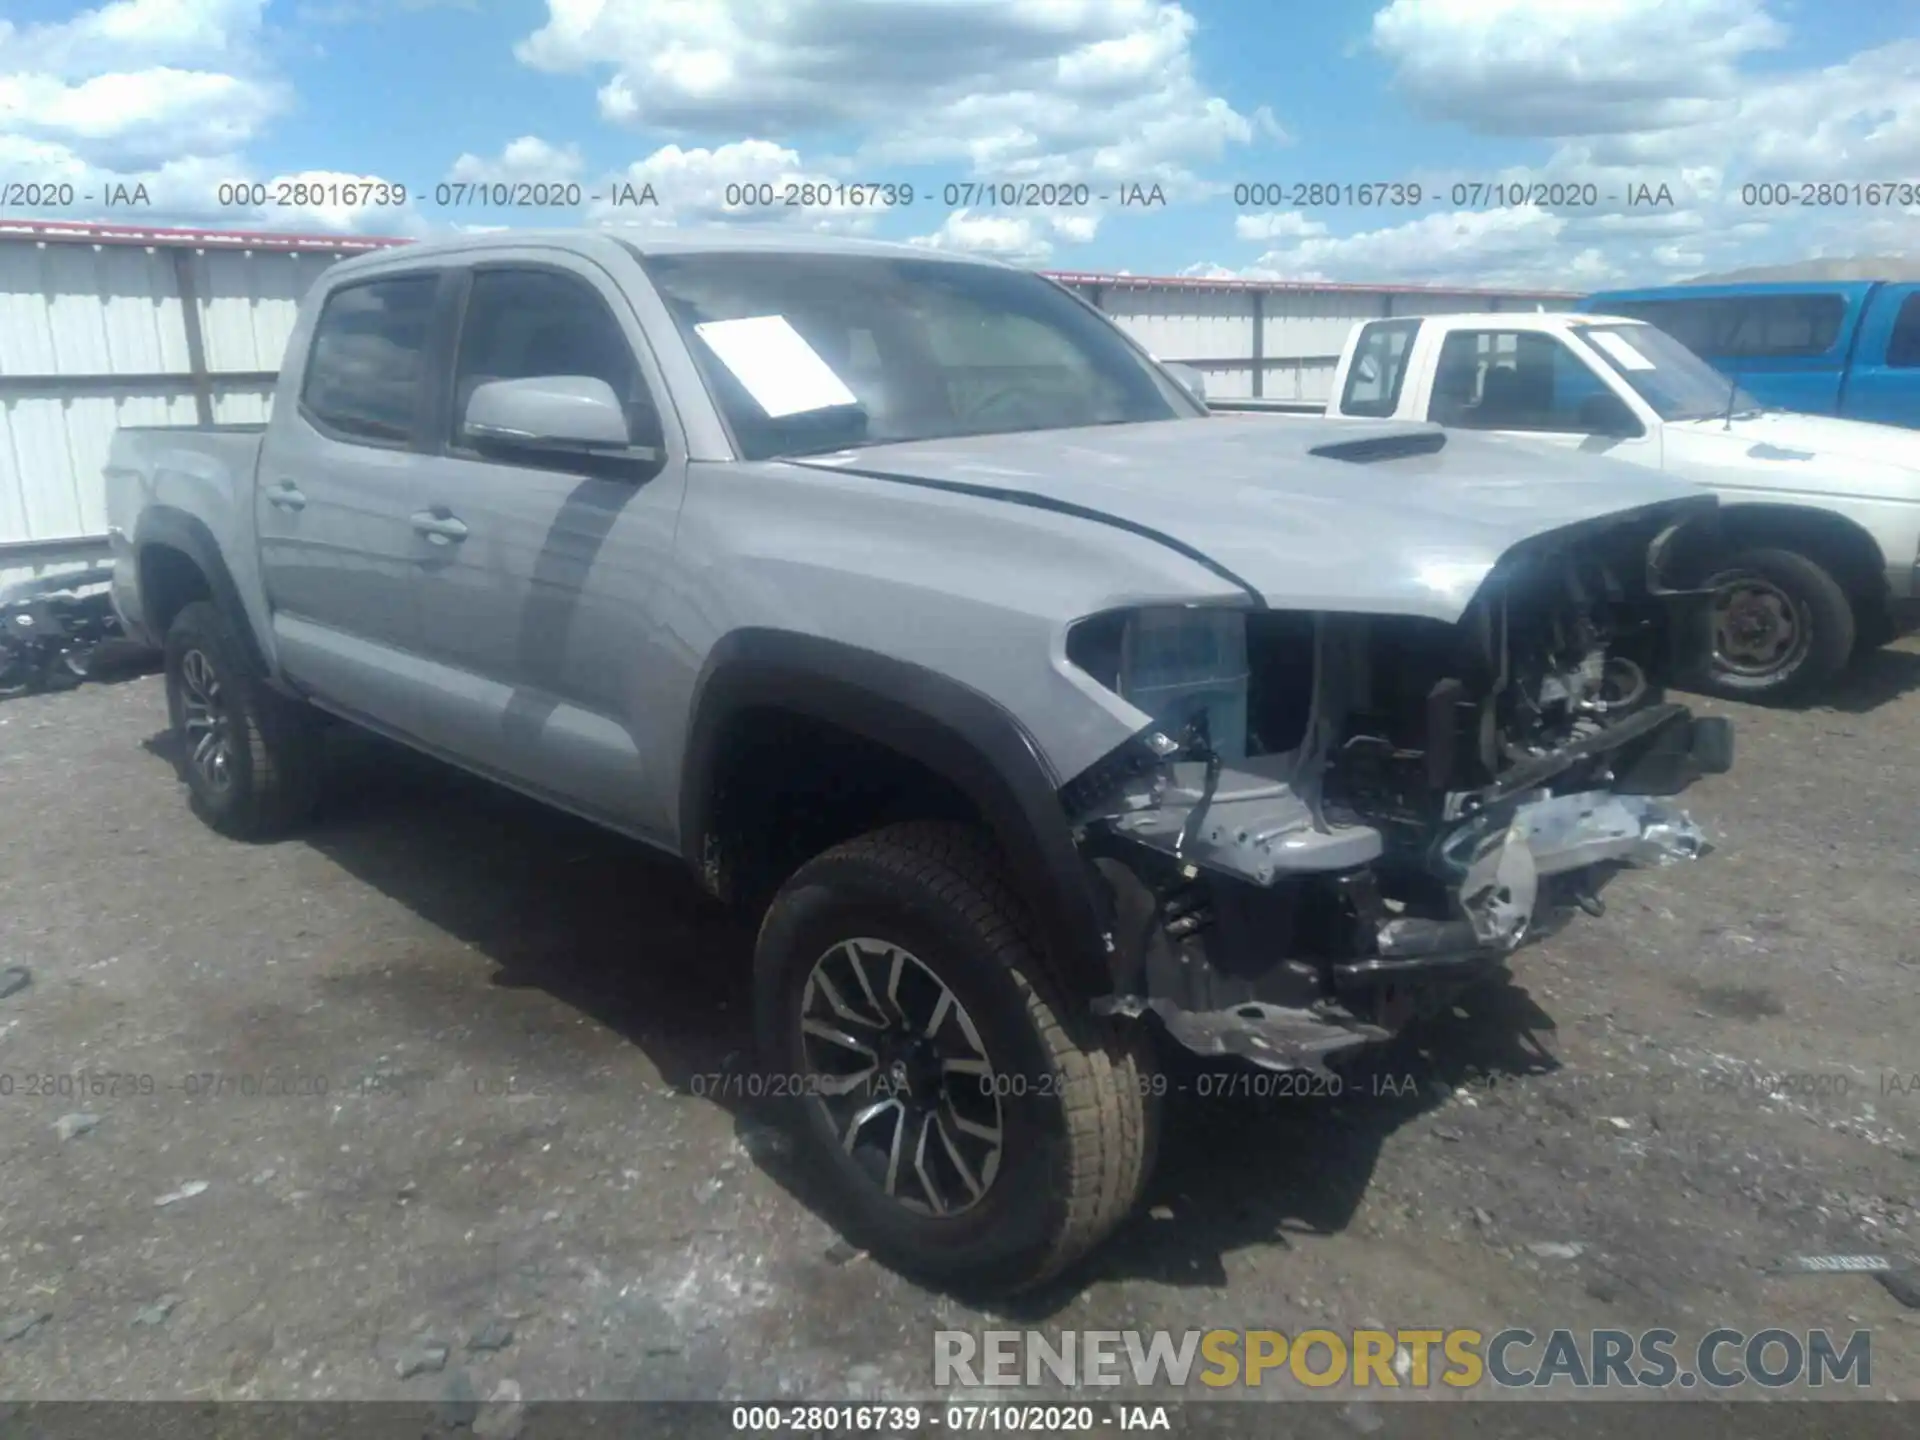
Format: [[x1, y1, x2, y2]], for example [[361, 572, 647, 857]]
[[1062, 506, 1734, 1071]]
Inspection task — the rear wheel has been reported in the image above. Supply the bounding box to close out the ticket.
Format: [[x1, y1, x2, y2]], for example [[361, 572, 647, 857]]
[[0, 644, 36, 698], [1697, 547, 1854, 702], [163, 600, 324, 838], [753, 821, 1159, 1294]]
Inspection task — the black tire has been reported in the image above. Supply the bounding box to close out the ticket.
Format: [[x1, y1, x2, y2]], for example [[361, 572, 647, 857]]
[[753, 821, 1159, 1294], [1696, 547, 1855, 702], [163, 600, 324, 839], [0, 646, 36, 698], [1853, 603, 1897, 657]]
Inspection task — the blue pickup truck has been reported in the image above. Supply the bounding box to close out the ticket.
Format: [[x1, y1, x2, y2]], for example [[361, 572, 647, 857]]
[[1578, 281, 1920, 429]]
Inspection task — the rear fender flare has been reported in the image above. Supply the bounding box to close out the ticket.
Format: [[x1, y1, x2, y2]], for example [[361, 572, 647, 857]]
[[134, 506, 271, 675]]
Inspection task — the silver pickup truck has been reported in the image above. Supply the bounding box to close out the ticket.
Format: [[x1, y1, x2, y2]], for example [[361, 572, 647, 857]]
[[104, 229, 1733, 1292]]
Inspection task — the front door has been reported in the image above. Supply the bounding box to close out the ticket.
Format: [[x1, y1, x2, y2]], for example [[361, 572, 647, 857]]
[[255, 270, 442, 733], [1846, 285, 1920, 429], [404, 257, 690, 841], [1424, 327, 1663, 470]]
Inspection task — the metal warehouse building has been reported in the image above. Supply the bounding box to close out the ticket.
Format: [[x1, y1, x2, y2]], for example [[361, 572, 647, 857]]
[[0, 218, 1577, 589]]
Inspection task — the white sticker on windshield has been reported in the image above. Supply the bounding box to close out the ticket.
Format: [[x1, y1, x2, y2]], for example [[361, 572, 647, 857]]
[[1588, 330, 1657, 371], [692, 314, 859, 418]]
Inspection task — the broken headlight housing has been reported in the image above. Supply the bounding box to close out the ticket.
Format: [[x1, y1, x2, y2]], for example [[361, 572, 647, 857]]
[[1065, 605, 1251, 762]]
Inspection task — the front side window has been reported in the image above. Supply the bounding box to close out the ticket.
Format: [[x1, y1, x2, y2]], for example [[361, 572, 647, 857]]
[[300, 274, 438, 444], [635, 250, 1193, 460], [451, 268, 662, 448], [1427, 330, 1626, 433]]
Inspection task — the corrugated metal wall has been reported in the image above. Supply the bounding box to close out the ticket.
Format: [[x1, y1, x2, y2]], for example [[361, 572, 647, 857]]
[[0, 220, 1581, 590], [0, 222, 393, 591], [1051, 274, 1579, 401]]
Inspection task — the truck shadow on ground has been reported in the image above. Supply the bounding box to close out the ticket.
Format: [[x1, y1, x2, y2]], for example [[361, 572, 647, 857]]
[[141, 725, 1570, 1310], [1817, 642, 1920, 714]]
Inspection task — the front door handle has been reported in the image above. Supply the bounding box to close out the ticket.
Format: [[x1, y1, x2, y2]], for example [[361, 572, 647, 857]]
[[410, 510, 469, 545], [267, 481, 306, 512]]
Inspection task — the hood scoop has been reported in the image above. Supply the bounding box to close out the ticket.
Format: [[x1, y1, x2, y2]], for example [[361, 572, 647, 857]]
[[1308, 430, 1449, 464]]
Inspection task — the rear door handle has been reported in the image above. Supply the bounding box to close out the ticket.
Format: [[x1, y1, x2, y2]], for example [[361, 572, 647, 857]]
[[267, 481, 306, 512], [410, 510, 469, 544]]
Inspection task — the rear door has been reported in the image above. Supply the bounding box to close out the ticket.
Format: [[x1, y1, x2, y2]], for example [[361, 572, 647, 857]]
[[1421, 327, 1662, 468], [1840, 285, 1920, 429], [404, 253, 690, 840], [256, 269, 446, 732]]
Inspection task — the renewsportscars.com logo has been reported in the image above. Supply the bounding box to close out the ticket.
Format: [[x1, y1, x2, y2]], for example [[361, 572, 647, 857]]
[[933, 1328, 1873, 1392]]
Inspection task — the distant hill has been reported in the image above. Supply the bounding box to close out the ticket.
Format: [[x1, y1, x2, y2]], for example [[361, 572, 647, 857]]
[[1684, 255, 1920, 283]]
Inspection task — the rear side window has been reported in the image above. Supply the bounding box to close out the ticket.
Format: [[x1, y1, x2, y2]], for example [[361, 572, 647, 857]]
[[1340, 319, 1420, 417], [1608, 294, 1845, 359], [1887, 294, 1920, 369], [301, 274, 439, 444]]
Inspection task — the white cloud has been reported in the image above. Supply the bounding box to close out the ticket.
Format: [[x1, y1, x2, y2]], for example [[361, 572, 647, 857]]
[[1371, 0, 1785, 138], [447, 136, 586, 186], [1208, 205, 1629, 289], [1310, 1, 1920, 283], [515, 0, 1277, 193], [0, 0, 269, 73], [1234, 211, 1330, 243], [586, 138, 903, 232], [238, 170, 427, 236], [1370, 3, 1920, 183], [905, 207, 1105, 264], [1050, 213, 1102, 245], [0, 68, 282, 168], [909, 209, 1056, 265], [0, 0, 286, 216]]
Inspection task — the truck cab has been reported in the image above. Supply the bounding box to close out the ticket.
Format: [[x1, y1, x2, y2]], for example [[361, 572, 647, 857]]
[[1326, 310, 1920, 699], [1577, 282, 1920, 430]]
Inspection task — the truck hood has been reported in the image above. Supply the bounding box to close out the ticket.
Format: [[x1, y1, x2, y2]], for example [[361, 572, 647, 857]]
[[1664, 411, 1920, 502], [790, 416, 1713, 622]]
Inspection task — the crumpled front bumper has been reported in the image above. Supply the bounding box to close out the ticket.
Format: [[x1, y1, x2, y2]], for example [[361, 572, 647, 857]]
[[1088, 707, 1733, 1072]]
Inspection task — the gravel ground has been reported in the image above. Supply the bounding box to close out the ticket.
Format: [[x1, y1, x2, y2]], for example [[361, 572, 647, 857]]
[[3, 646, 1920, 1432]]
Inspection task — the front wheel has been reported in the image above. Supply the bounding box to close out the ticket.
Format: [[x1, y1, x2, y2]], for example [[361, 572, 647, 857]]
[[752, 822, 1159, 1294], [1696, 547, 1855, 703]]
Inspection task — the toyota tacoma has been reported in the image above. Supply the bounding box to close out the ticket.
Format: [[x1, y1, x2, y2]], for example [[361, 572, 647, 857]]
[[103, 230, 1733, 1292]]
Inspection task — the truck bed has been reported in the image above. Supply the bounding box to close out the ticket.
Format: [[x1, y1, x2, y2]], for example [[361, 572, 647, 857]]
[[102, 425, 268, 648]]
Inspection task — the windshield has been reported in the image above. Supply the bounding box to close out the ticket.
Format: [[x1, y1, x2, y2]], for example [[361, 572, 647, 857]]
[[1578, 322, 1765, 422], [634, 250, 1197, 460]]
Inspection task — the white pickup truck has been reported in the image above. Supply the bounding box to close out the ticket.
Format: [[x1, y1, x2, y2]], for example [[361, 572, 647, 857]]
[[1316, 311, 1920, 700]]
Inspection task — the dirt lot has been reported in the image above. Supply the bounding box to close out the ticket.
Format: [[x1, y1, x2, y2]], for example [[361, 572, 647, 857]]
[[3, 646, 1920, 1431]]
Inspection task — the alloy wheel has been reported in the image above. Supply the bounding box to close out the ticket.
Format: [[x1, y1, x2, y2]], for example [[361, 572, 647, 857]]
[[178, 647, 237, 793], [798, 938, 1006, 1218]]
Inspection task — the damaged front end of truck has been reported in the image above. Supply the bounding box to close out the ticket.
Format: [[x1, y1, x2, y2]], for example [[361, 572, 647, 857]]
[[1062, 499, 1734, 1071]]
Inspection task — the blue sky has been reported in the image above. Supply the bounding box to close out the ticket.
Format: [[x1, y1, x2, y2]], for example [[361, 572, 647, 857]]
[[1, 0, 1915, 288]]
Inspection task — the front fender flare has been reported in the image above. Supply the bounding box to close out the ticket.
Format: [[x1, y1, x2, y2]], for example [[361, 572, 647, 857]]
[[678, 629, 1118, 1003]]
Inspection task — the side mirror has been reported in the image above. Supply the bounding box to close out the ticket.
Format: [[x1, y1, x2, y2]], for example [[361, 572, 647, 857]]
[[1578, 391, 1644, 439], [1162, 362, 1207, 404], [1354, 354, 1382, 386], [463, 376, 633, 454]]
